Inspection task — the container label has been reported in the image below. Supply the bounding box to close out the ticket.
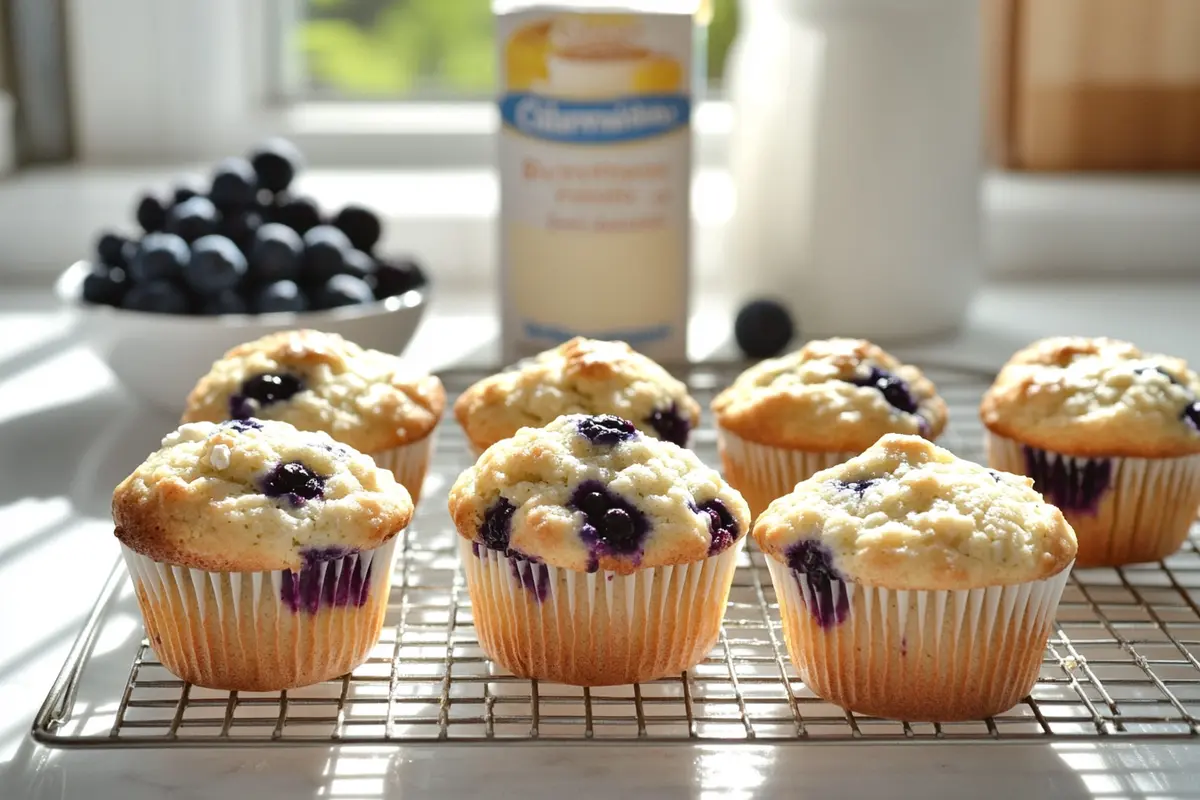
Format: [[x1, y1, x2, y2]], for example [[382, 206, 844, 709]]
[[500, 94, 691, 144]]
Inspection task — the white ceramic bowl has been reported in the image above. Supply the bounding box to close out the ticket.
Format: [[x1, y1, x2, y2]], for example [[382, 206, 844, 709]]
[[56, 260, 429, 412]]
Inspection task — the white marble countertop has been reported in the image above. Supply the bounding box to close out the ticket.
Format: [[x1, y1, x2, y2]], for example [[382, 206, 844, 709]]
[[3, 279, 1200, 799]]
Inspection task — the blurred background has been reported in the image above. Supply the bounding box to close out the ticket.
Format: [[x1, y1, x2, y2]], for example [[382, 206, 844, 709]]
[[1, 0, 1195, 167], [298, 0, 739, 97], [0, 0, 1196, 289]]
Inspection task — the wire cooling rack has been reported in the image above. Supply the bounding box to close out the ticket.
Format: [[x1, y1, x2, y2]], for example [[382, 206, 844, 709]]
[[32, 365, 1200, 747]]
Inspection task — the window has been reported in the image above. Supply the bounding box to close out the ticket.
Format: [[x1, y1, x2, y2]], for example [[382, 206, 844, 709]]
[[291, 0, 739, 100], [64, 0, 735, 167]]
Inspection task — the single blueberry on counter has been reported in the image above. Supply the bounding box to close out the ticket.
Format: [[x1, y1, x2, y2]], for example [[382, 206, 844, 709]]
[[577, 414, 638, 446], [850, 366, 919, 415], [260, 461, 326, 506], [734, 299, 795, 359], [646, 403, 690, 446], [480, 498, 516, 552]]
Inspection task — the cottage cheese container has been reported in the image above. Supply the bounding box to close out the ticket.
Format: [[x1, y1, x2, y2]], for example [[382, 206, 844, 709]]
[[496, 0, 697, 364]]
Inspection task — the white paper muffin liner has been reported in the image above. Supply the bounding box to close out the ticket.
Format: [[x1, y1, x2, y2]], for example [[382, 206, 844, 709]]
[[459, 537, 745, 686], [715, 425, 857, 517], [765, 556, 1072, 721], [987, 432, 1200, 566], [371, 434, 435, 504], [122, 537, 398, 691]]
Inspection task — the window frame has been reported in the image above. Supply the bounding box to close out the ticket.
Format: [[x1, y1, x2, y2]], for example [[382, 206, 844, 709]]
[[64, 0, 730, 169]]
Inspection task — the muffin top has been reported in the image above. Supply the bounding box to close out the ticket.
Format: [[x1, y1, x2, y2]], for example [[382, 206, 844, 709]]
[[182, 329, 445, 453], [711, 339, 948, 450], [448, 413, 750, 574], [981, 336, 1200, 458], [453, 337, 700, 452], [113, 418, 413, 571], [753, 434, 1076, 590]]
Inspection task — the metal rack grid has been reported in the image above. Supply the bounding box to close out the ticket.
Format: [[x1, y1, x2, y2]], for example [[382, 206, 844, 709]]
[[33, 365, 1200, 747]]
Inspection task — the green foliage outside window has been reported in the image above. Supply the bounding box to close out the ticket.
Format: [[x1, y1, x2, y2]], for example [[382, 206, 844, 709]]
[[300, 0, 739, 98]]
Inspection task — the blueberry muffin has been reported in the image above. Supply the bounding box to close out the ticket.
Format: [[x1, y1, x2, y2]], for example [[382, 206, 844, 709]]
[[711, 338, 948, 516], [113, 418, 412, 691], [182, 329, 445, 503], [448, 413, 750, 686], [454, 337, 700, 455], [982, 336, 1200, 566], [754, 434, 1076, 721]]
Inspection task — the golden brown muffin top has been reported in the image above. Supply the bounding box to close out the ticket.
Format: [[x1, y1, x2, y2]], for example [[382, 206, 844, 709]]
[[981, 336, 1200, 458], [712, 339, 947, 451]]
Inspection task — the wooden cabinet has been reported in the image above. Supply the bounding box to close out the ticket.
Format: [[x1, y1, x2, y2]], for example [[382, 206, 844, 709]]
[[988, 0, 1200, 171]]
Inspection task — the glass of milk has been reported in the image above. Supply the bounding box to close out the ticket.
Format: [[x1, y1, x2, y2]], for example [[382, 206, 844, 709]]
[[495, 0, 700, 364]]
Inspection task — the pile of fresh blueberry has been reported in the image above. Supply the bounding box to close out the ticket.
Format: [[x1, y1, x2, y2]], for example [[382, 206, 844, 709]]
[[80, 138, 427, 315]]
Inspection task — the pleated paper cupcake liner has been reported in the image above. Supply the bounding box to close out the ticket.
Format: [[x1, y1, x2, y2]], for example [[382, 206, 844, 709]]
[[765, 556, 1072, 721], [122, 537, 398, 691], [371, 434, 435, 505], [715, 426, 857, 517], [459, 537, 744, 686], [987, 432, 1200, 567]]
